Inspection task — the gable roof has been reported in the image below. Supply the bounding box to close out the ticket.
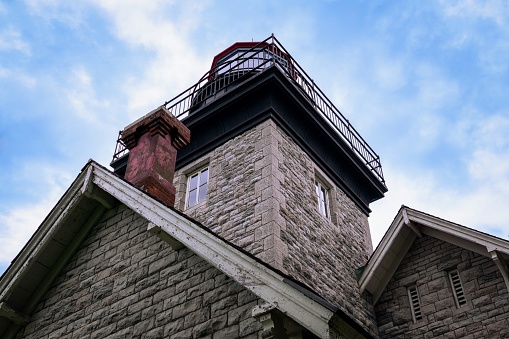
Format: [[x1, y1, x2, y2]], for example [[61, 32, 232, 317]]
[[0, 160, 372, 338], [358, 205, 509, 304]]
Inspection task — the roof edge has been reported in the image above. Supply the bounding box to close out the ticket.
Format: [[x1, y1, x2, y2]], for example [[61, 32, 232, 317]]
[[0, 161, 93, 298], [360, 205, 509, 304]]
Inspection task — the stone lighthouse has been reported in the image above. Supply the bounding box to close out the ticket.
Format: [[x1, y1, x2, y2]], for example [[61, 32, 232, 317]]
[[111, 35, 387, 336], [4, 35, 508, 339]]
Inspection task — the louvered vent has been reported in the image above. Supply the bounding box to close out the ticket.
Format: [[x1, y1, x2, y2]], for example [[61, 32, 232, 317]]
[[408, 286, 422, 322], [449, 270, 467, 307]]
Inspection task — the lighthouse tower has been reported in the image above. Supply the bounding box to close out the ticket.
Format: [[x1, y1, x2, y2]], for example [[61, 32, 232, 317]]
[[112, 35, 387, 335]]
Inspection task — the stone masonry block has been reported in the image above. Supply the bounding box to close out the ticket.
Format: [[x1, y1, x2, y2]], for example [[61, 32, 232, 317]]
[[140, 301, 163, 321], [428, 277, 447, 293], [261, 162, 279, 179], [172, 297, 203, 319], [261, 186, 274, 202], [227, 301, 257, 325], [273, 188, 286, 208], [191, 315, 227, 338], [274, 237, 288, 256], [398, 273, 420, 287], [212, 324, 239, 339], [186, 278, 216, 299], [210, 295, 237, 317], [175, 273, 204, 294], [162, 290, 186, 310], [254, 199, 276, 216], [208, 276, 230, 295], [183, 307, 210, 328], [254, 176, 271, 193], [263, 235, 275, 250], [163, 317, 184, 336], [239, 317, 262, 337]]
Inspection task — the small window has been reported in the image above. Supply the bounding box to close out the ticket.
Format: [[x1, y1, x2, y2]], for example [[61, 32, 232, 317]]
[[315, 179, 329, 218], [408, 286, 422, 322], [186, 167, 208, 208], [449, 270, 467, 307]]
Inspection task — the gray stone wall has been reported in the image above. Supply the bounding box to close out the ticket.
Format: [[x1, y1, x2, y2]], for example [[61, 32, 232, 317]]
[[276, 122, 377, 335], [174, 120, 282, 269], [376, 235, 509, 338], [174, 119, 377, 336], [16, 202, 263, 339]]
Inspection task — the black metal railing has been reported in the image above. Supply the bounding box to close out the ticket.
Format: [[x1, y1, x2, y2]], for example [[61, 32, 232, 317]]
[[112, 35, 385, 186]]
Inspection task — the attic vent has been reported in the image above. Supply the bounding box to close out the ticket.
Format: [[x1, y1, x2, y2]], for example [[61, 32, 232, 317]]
[[408, 286, 422, 322], [449, 270, 467, 307]]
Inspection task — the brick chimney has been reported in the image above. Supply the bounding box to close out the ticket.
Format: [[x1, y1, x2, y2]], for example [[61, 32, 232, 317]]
[[121, 106, 190, 207]]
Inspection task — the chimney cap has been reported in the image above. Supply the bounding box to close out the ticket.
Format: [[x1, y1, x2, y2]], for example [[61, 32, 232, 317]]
[[121, 106, 190, 150]]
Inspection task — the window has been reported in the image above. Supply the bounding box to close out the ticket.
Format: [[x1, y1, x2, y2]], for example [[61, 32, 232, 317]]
[[315, 179, 329, 218], [449, 270, 467, 307], [186, 167, 208, 208], [408, 285, 422, 322]]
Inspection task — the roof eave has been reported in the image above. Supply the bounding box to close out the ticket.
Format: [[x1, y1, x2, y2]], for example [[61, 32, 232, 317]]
[[1, 161, 340, 338], [359, 206, 509, 304]]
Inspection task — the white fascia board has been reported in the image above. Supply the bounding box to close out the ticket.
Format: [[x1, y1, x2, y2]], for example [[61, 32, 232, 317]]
[[358, 209, 405, 293], [406, 209, 509, 256], [359, 216, 416, 303], [90, 164, 333, 338], [0, 168, 89, 300]]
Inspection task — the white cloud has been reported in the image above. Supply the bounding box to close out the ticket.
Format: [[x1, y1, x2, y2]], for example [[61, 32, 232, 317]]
[[369, 157, 509, 248], [437, 0, 509, 74], [370, 112, 509, 247], [327, 43, 459, 153], [373, 58, 407, 91], [24, 0, 87, 27], [414, 63, 460, 109], [0, 66, 37, 88], [440, 0, 509, 27], [468, 114, 509, 182], [316, 19, 509, 249], [478, 40, 509, 74], [65, 65, 109, 122], [0, 200, 55, 264], [0, 27, 31, 55], [473, 114, 509, 149], [89, 0, 212, 118], [277, 9, 316, 48], [0, 164, 72, 265]]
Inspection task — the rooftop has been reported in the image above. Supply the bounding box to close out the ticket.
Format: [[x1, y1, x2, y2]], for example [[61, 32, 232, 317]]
[[112, 35, 385, 187]]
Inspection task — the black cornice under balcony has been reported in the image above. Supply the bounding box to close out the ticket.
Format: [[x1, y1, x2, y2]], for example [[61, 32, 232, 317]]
[[176, 66, 387, 215]]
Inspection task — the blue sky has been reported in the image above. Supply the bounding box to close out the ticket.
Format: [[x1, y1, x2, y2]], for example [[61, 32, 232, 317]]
[[1, 0, 509, 274]]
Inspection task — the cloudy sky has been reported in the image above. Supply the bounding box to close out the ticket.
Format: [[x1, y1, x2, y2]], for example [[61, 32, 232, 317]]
[[1, 0, 509, 275]]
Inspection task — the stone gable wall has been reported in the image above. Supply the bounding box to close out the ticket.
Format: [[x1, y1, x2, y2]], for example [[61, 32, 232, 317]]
[[376, 235, 509, 338], [174, 119, 377, 336], [16, 202, 263, 339]]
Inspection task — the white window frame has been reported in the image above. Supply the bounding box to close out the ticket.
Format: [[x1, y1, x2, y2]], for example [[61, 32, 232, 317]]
[[185, 167, 209, 209], [315, 178, 330, 218]]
